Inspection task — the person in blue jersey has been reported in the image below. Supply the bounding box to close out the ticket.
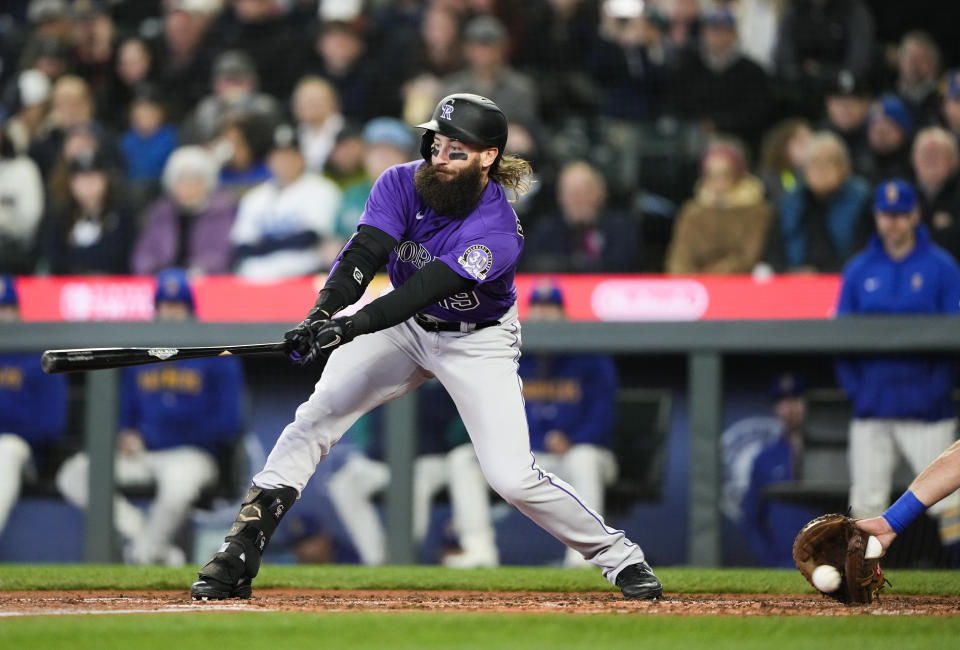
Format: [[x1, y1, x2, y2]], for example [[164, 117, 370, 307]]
[[56, 268, 245, 565], [191, 93, 661, 601], [741, 373, 820, 567], [836, 178, 960, 548], [0, 275, 68, 538]]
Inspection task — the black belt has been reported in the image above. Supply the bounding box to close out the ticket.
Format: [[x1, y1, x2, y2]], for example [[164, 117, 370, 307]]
[[413, 313, 500, 333]]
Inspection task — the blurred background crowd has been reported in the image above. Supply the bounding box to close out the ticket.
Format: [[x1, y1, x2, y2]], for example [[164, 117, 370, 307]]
[[2, 0, 960, 280], [3, 0, 960, 570]]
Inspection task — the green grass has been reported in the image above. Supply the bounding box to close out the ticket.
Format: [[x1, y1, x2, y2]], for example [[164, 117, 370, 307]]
[[1, 612, 958, 650], [3, 565, 960, 649], [1, 563, 960, 595]]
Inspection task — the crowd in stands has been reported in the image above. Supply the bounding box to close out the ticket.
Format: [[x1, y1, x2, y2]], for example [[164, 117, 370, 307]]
[[1, 0, 960, 278]]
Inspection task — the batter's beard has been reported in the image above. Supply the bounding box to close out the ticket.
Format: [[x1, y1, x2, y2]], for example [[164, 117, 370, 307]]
[[414, 159, 485, 218]]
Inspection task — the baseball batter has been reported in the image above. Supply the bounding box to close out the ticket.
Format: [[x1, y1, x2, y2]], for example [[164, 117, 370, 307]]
[[190, 94, 661, 601]]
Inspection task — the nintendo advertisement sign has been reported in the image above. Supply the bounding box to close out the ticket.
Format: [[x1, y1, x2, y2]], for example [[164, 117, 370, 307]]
[[12, 274, 841, 322]]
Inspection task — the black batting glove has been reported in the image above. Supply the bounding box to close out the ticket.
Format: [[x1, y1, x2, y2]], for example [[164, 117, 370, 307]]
[[283, 317, 321, 364], [284, 316, 358, 366]]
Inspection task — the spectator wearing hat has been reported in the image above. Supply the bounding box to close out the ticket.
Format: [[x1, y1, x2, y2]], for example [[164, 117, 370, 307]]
[[24, 0, 72, 42], [42, 148, 133, 274], [666, 7, 772, 155], [57, 268, 246, 565], [523, 160, 640, 273], [181, 49, 283, 146], [131, 146, 237, 276], [435, 281, 621, 569], [665, 138, 773, 274], [820, 70, 873, 177], [0, 275, 68, 541], [894, 30, 943, 130], [440, 15, 540, 155], [862, 94, 915, 185], [0, 123, 45, 274], [835, 178, 960, 548], [762, 130, 871, 273], [291, 76, 345, 175], [911, 127, 960, 261], [740, 372, 819, 567], [334, 117, 416, 239], [230, 123, 343, 279]]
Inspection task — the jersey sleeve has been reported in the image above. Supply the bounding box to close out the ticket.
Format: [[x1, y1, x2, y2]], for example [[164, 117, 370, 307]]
[[938, 256, 960, 314], [357, 166, 410, 241], [438, 231, 523, 284], [835, 266, 859, 316]]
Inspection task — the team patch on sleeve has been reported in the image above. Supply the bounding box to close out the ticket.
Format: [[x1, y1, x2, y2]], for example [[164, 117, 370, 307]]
[[458, 244, 494, 280]]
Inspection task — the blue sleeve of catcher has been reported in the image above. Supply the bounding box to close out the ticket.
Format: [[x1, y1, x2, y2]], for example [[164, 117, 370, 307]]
[[882, 490, 927, 534]]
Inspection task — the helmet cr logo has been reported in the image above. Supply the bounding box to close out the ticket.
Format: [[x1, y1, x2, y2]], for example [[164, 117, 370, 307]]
[[440, 102, 455, 120]]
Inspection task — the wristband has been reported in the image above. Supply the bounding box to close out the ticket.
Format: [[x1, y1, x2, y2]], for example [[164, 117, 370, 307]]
[[882, 490, 927, 534]]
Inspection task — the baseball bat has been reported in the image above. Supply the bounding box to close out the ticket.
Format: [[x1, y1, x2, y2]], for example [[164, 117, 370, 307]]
[[41, 342, 288, 374]]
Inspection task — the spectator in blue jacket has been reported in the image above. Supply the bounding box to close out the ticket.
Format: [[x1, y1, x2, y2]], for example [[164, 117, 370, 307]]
[[0, 275, 68, 539], [57, 268, 245, 565], [836, 178, 960, 547], [741, 373, 820, 567], [762, 131, 872, 272]]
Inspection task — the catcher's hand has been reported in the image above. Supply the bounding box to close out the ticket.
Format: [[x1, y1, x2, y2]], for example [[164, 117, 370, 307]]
[[793, 513, 887, 604]]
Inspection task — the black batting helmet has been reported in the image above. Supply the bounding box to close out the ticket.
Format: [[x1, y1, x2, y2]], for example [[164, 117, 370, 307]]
[[416, 93, 508, 167]]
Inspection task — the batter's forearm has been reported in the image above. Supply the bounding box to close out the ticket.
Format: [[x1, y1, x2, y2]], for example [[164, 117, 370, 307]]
[[310, 225, 397, 317], [909, 439, 960, 506]]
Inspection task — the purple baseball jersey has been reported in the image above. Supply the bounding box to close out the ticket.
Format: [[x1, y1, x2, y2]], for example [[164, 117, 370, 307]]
[[358, 161, 524, 322]]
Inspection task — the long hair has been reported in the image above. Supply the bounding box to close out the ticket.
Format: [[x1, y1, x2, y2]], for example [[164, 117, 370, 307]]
[[490, 154, 535, 201]]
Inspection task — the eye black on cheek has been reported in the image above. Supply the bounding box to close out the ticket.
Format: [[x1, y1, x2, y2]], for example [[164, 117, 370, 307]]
[[449, 152, 468, 160]]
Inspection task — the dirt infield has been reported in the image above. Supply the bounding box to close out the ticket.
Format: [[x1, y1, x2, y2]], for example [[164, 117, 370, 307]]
[[0, 589, 958, 617]]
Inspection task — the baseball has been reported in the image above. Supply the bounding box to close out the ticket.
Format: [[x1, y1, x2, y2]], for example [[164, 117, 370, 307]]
[[865, 535, 884, 559], [811, 564, 842, 593]]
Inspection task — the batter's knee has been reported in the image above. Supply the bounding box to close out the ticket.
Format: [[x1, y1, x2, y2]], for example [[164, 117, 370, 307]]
[[483, 467, 540, 506]]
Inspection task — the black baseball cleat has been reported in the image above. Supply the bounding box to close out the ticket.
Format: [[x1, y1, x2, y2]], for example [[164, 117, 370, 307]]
[[616, 561, 663, 600], [190, 575, 252, 601]]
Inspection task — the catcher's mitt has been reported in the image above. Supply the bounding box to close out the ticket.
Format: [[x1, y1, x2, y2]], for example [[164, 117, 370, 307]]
[[792, 513, 887, 604]]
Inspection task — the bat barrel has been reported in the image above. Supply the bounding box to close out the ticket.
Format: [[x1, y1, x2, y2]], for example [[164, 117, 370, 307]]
[[41, 343, 287, 373]]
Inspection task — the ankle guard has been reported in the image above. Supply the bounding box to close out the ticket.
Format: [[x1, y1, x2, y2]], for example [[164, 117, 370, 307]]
[[204, 485, 297, 582]]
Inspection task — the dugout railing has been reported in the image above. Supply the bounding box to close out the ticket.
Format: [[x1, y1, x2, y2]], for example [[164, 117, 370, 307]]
[[4, 316, 960, 566]]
